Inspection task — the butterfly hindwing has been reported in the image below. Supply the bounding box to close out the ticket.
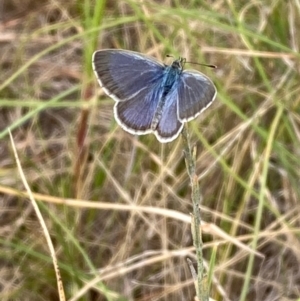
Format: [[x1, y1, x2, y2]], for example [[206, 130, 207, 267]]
[[115, 82, 163, 134], [155, 88, 183, 142]]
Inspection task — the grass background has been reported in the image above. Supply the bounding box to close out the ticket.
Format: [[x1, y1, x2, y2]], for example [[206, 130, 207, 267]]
[[1, 0, 300, 300]]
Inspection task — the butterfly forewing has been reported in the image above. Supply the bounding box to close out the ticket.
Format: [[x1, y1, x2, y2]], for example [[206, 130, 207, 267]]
[[177, 71, 217, 121], [93, 50, 165, 102]]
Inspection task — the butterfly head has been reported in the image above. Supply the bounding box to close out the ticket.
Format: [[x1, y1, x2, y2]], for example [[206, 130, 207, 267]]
[[171, 57, 186, 72]]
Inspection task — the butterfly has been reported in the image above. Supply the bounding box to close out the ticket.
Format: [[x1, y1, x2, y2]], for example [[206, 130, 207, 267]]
[[92, 49, 217, 143]]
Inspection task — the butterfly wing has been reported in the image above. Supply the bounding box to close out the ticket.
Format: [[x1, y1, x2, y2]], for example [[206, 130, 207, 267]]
[[177, 70, 217, 121], [114, 83, 163, 134], [155, 88, 183, 143], [155, 69, 216, 142], [93, 49, 166, 134], [92, 49, 165, 102]]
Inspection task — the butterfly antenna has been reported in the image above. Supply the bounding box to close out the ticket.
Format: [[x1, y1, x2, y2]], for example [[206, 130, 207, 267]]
[[186, 61, 217, 69]]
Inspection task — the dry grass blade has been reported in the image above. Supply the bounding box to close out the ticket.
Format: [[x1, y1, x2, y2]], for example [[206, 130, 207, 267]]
[[8, 130, 66, 301]]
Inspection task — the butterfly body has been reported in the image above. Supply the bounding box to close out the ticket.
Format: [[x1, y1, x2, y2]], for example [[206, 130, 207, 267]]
[[92, 49, 216, 143], [151, 59, 183, 131]]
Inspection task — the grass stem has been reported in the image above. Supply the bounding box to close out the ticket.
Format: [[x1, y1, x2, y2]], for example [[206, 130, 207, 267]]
[[181, 125, 208, 301]]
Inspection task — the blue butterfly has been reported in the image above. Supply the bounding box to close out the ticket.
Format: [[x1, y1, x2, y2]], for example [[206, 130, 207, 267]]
[[92, 49, 217, 143]]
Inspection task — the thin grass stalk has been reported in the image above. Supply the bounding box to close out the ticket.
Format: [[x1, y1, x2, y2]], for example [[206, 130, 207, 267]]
[[181, 125, 208, 301]]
